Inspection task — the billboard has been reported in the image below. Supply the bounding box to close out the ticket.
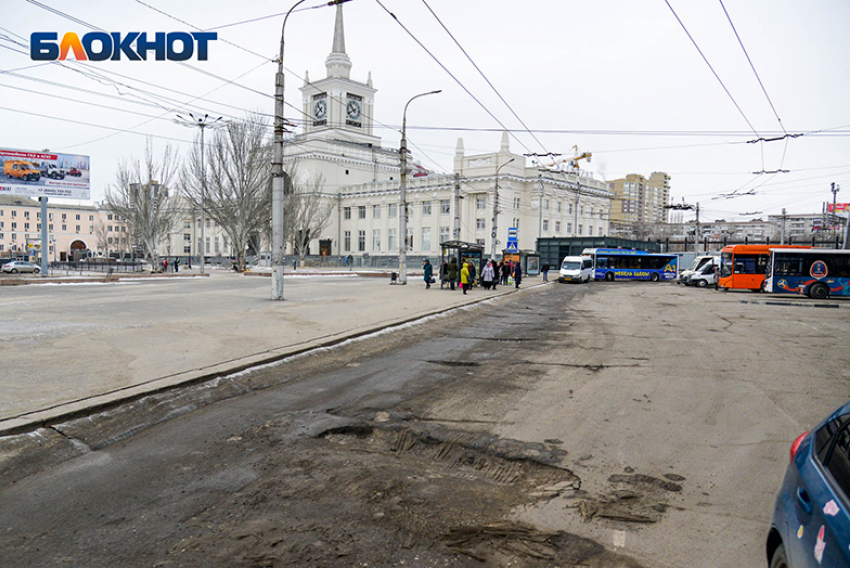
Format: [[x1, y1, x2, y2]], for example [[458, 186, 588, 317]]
[[828, 203, 849, 219], [0, 147, 90, 200]]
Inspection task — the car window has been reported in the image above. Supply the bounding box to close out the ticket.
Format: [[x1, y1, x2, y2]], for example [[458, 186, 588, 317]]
[[817, 417, 848, 461], [824, 425, 850, 498]]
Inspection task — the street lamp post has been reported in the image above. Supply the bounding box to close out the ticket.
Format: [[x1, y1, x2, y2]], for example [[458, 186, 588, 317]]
[[398, 90, 441, 285], [272, 0, 352, 300], [176, 113, 222, 275], [491, 157, 515, 260]]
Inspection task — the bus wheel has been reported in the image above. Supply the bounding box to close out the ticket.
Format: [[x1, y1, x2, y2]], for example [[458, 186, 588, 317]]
[[809, 282, 829, 300], [650, 273, 660, 282], [605, 272, 614, 282]]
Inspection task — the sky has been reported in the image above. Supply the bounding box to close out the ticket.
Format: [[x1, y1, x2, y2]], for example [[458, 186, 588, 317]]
[[2, 0, 849, 222]]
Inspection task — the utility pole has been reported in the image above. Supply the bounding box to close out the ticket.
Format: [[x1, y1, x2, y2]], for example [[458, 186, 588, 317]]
[[176, 113, 223, 276], [492, 157, 514, 259], [831, 182, 840, 239], [452, 173, 461, 240], [538, 176, 544, 239], [665, 202, 700, 252], [271, 0, 352, 299], [780, 208, 787, 245], [695, 203, 701, 253], [398, 89, 441, 285]]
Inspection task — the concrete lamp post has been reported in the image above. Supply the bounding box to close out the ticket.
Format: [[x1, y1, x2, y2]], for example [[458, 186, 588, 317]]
[[176, 113, 223, 275], [271, 0, 353, 300], [491, 157, 515, 260], [398, 89, 441, 285]]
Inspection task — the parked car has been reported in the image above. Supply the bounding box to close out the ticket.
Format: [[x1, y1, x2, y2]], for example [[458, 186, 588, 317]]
[[558, 255, 594, 283], [68, 167, 82, 177], [767, 400, 850, 567], [1, 260, 40, 274]]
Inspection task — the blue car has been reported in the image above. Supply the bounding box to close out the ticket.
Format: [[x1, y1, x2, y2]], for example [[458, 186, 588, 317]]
[[767, 401, 850, 567]]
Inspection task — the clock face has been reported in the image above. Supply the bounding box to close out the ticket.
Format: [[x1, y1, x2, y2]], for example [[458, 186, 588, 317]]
[[314, 99, 327, 121], [346, 99, 361, 121]]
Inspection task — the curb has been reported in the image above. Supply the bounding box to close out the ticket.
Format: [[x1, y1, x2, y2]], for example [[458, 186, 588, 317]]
[[0, 273, 210, 286]]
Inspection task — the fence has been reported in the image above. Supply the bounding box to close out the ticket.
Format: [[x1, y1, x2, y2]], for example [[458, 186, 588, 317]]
[[50, 260, 145, 274]]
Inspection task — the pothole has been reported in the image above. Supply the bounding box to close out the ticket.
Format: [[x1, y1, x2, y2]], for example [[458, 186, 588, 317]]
[[427, 360, 480, 367]]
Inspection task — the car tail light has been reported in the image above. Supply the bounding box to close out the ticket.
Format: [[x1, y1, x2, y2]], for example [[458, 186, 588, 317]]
[[790, 431, 809, 463]]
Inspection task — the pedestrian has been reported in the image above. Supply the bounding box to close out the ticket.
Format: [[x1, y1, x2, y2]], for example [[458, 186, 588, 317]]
[[467, 259, 476, 287], [423, 259, 433, 289], [162, 257, 168, 273], [713, 263, 720, 290], [501, 261, 510, 285], [440, 261, 449, 288], [346, 254, 352, 271], [482, 260, 495, 290], [541, 261, 549, 282], [188, 256, 192, 269], [491, 260, 498, 291], [513, 261, 523, 289], [460, 261, 470, 295], [174, 257, 179, 273], [448, 257, 458, 290]]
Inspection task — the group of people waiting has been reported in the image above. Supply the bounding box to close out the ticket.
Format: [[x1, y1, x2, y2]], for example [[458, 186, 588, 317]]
[[425, 257, 523, 294]]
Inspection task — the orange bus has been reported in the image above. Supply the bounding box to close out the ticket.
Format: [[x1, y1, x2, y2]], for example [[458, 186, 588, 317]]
[[719, 244, 811, 291]]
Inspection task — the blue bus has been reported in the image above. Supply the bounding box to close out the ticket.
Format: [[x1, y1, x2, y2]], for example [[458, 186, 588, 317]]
[[582, 248, 678, 282], [763, 248, 850, 299]]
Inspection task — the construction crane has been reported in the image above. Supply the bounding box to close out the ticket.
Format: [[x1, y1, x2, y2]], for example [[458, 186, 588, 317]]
[[567, 145, 592, 172], [536, 146, 592, 173]]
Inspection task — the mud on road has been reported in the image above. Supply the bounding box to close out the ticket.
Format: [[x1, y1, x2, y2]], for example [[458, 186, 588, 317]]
[[1, 283, 666, 568]]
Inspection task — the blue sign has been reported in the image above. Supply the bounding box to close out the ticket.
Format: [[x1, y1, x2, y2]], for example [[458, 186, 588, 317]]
[[506, 227, 518, 253]]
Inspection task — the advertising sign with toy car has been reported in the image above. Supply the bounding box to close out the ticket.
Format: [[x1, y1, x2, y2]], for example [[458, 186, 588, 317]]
[[0, 147, 90, 199]]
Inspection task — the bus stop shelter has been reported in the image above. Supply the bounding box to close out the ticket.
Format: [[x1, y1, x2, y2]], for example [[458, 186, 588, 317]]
[[439, 241, 484, 284]]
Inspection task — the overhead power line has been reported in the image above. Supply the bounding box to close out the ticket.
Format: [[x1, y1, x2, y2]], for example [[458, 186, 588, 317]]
[[663, 0, 760, 138], [374, 0, 533, 155], [420, 0, 548, 154], [718, 0, 786, 135]]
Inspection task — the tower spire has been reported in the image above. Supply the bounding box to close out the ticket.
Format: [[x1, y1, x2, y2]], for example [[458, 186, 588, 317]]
[[325, 3, 351, 79]]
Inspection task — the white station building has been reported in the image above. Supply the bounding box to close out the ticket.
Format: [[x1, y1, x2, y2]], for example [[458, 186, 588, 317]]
[[283, 4, 613, 260]]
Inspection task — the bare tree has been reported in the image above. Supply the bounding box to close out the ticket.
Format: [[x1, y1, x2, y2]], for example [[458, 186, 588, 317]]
[[182, 114, 271, 272], [288, 172, 333, 261], [104, 142, 181, 271], [94, 220, 109, 256]]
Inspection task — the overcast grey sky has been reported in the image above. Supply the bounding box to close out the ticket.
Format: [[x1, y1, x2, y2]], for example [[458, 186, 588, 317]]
[[2, 0, 849, 222]]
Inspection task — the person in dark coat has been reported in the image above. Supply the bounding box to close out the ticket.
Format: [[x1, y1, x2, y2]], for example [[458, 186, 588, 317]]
[[541, 261, 549, 282], [467, 260, 476, 287], [440, 261, 449, 288], [448, 257, 458, 290], [423, 259, 433, 289], [513, 262, 523, 289], [501, 261, 510, 285]]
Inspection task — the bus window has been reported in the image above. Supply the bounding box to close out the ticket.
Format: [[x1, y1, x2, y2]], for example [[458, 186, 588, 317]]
[[733, 255, 765, 274], [721, 253, 733, 278], [775, 256, 804, 276]]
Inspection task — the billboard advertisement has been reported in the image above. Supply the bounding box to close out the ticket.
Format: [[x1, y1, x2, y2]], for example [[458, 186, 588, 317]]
[[828, 203, 849, 219], [0, 147, 90, 200]]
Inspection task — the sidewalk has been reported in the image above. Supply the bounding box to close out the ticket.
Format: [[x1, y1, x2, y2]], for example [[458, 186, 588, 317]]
[[0, 271, 540, 435]]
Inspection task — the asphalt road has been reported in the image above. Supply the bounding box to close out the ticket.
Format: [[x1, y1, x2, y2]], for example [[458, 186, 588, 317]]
[[1, 281, 848, 567]]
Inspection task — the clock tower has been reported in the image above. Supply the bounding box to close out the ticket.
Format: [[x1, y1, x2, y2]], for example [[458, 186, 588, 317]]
[[300, 3, 378, 145]]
